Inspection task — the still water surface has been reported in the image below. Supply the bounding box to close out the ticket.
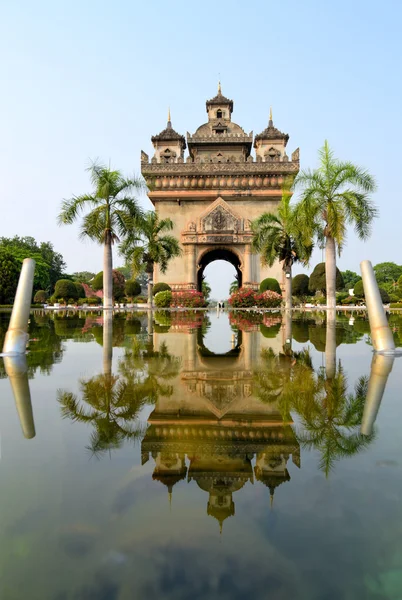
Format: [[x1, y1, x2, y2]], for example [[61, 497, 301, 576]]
[[0, 309, 402, 600]]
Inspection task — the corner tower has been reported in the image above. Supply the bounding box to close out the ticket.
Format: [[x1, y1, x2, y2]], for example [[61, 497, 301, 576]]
[[141, 86, 300, 292]]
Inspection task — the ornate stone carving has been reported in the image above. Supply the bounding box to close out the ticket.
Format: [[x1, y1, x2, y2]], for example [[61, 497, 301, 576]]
[[141, 150, 149, 163], [291, 147, 300, 161], [188, 221, 196, 232]]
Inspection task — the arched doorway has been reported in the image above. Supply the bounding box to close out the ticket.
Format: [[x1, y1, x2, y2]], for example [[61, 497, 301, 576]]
[[197, 247, 242, 292]]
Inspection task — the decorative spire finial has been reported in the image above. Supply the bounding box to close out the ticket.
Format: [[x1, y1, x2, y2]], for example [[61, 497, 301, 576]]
[[269, 106, 273, 126], [270, 493, 274, 509], [168, 106, 171, 122], [167, 106, 171, 129], [218, 80, 221, 94]]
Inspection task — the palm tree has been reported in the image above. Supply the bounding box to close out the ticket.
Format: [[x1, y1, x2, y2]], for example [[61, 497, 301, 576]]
[[58, 161, 144, 309], [120, 211, 181, 306], [295, 141, 377, 310], [251, 184, 313, 310]]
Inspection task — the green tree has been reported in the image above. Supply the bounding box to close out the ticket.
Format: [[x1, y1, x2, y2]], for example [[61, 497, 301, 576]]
[[309, 263, 344, 295], [0, 236, 67, 293], [58, 161, 144, 309], [202, 280, 211, 301], [120, 211, 181, 305], [72, 271, 95, 284], [295, 141, 377, 310], [341, 270, 361, 290], [252, 186, 313, 310], [92, 269, 126, 301], [373, 262, 402, 286], [0, 250, 20, 304], [229, 279, 239, 295]]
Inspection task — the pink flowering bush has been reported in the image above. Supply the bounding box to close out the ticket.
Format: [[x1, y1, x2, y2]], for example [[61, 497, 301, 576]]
[[228, 288, 257, 308], [171, 290, 207, 308], [229, 288, 282, 309]]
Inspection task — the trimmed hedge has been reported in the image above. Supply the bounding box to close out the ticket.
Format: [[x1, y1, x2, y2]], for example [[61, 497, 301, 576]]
[[125, 280, 141, 298], [292, 274, 309, 296], [34, 290, 48, 303], [353, 280, 364, 298], [153, 282, 171, 296], [260, 278, 281, 294], [54, 279, 79, 301], [154, 290, 172, 308], [390, 302, 402, 309]]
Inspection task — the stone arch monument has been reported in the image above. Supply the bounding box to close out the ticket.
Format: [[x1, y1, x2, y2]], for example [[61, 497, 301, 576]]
[[141, 86, 300, 291]]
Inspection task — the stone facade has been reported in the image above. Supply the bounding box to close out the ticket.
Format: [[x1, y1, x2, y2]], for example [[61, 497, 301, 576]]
[[141, 87, 299, 291]]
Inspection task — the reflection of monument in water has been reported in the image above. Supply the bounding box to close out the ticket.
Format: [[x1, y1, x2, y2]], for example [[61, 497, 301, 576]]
[[141, 325, 300, 529]]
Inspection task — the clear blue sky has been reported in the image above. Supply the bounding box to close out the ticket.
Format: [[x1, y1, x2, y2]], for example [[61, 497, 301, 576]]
[[1, 0, 401, 298]]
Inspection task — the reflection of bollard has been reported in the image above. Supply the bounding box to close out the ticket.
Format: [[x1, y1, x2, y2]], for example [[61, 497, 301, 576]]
[[361, 354, 394, 436], [3, 258, 36, 355], [360, 260, 395, 353], [4, 355, 35, 439]]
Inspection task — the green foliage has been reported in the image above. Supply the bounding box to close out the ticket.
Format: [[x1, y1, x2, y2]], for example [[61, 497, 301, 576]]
[[153, 282, 171, 296], [373, 262, 402, 286], [0, 236, 66, 292], [202, 281, 211, 301], [353, 280, 364, 298], [154, 290, 172, 308], [34, 290, 48, 303], [390, 303, 402, 309], [74, 282, 86, 298], [115, 265, 132, 279], [92, 271, 103, 291], [92, 270, 126, 300], [120, 211, 181, 276], [336, 291, 349, 303], [125, 280, 141, 298], [260, 278, 281, 294], [229, 280, 239, 295], [341, 296, 356, 305], [341, 270, 361, 290], [309, 263, 344, 294], [252, 185, 313, 272], [292, 274, 309, 296], [315, 296, 327, 305], [77, 296, 102, 306], [54, 279, 79, 300], [0, 250, 21, 303], [379, 288, 390, 304], [72, 271, 95, 284]]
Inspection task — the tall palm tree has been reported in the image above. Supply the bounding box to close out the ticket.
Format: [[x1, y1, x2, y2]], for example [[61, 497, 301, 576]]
[[58, 161, 144, 309], [252, 185, 313, 310], [295, 141, 377, 310], [120, 211, 181, 306]]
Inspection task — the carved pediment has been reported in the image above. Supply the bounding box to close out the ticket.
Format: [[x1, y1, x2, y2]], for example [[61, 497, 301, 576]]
[[199, 197, 241, 233]]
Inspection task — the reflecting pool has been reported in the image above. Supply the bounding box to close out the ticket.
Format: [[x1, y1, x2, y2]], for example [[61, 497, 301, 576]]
[[1, 309, 402, 599]]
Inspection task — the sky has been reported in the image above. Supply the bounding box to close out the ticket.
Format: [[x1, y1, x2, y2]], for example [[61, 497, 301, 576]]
[[1, 0, 401, 299]]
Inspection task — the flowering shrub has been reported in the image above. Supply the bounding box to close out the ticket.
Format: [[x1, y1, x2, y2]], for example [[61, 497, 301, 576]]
[[171, 290, 207, 308], [229, 288, 257, 308], [255, 290, 282, 308], [229, 288, 282, 309]]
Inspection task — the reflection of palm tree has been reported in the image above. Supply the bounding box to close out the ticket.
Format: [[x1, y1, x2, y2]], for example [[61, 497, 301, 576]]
[[286, 364, 374, 476], [58, 371, 149, 458]]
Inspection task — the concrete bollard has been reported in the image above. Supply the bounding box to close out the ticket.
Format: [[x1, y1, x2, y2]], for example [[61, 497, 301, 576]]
[[361, 353, 394, 436], [360, 260, 395, 353], [2, 258, 36, 355], [3, 355, 36, 439]]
